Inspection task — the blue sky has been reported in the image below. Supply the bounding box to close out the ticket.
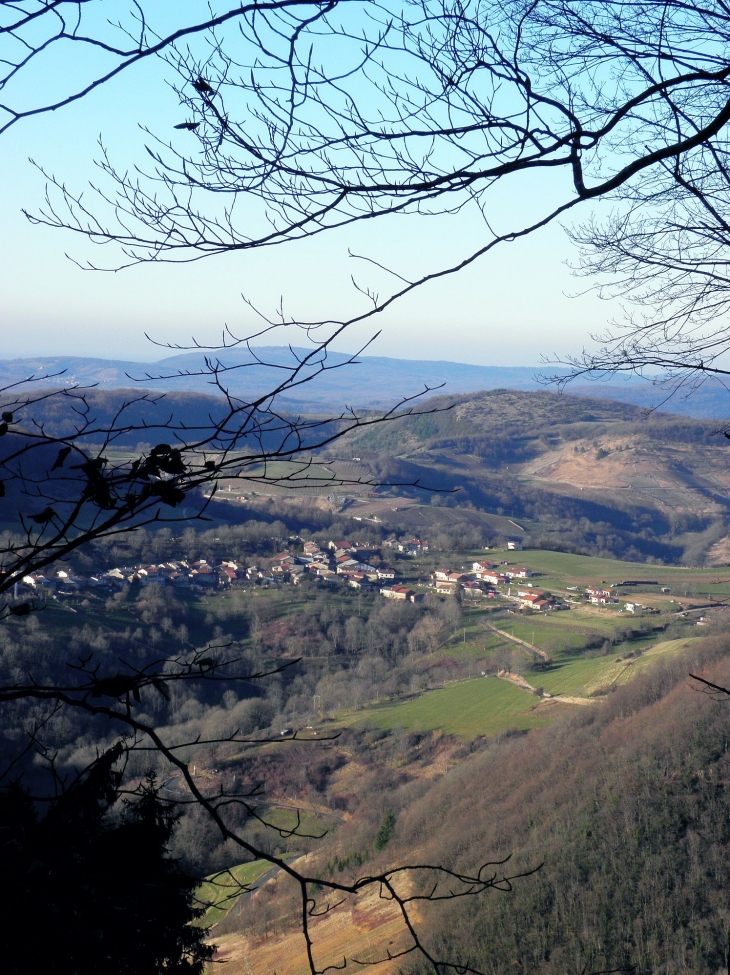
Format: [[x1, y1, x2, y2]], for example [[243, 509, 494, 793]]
[[0, 12, 614, 367]]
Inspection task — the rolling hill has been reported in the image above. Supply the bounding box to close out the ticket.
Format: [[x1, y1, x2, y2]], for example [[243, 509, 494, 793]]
[[6, 378, 730, 564], [4, 349, 730, 418], [335, 388, 730, 563]]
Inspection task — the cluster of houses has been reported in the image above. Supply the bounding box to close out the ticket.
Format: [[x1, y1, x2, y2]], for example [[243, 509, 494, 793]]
[[270, 538, 396, 588], [379, 584, 422, 603], [515, 587, 558, 611], [423, 562, 640, 614], [422, 560, 570, 612], [428, 560, 535, 598], [383, 536, 429, 556], [20, 559, 251, 595], [18, 536, 405, 598], [585, 586, 619, 606], [16, 535, 653, 616]]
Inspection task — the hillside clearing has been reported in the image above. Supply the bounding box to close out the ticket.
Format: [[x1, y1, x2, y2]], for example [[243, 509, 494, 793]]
[[337, 635, 704, 737], [212, 873, 417, 975], [344, 677, 552, 737], [196, 860, 277, 927]]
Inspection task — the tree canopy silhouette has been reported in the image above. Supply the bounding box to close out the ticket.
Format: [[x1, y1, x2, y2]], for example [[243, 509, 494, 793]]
[[0, 743, 213, 975]]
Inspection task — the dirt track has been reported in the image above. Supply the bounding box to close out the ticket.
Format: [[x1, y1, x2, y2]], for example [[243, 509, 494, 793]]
[[484, 623, 551, 662]]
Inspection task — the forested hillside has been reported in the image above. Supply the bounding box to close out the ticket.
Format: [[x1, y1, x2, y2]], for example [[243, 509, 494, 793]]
[[14, 384, 730, 565], [203, 635, 730, 975], [331, 389, 730, 565], [403, 641, 730, 975], [176, 614, 730, 975]]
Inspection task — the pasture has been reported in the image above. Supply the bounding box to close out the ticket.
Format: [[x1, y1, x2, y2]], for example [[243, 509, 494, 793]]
[[196, 860, 275, 926], [349, 676, 550, 737], [476, 549, 730, 599], [344, 633, 705, 737], [534, 635, 702, 697], [432, 602, 672, 669]]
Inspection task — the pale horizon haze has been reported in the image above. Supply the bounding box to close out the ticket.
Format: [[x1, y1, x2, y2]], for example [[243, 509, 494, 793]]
[[0, 28, 618, 369]]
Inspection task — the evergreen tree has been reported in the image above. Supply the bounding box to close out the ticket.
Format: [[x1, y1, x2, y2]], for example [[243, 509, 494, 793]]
[[374, 809, 396, 851], [0, 745, 213, 975]]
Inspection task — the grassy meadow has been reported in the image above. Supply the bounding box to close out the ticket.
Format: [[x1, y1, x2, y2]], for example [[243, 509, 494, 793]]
[[341, 634, 704, 736], [352, 676, 551, 737], [474, 548, 730, 598], [196, 860, 275, 926]]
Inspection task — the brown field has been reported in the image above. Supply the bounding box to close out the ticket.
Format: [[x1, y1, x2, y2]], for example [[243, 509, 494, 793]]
[[706, 535, 730, 565], [520, 436, 730, 515], [210, 873, 418, 975]]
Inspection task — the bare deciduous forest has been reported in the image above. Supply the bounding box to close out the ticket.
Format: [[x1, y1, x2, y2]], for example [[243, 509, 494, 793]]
[[6, 1, 730, 973]]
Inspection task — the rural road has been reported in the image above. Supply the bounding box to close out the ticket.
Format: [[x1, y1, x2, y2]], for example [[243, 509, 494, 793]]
[[221, 854, 310, 925], [484, 623, 551, 662]]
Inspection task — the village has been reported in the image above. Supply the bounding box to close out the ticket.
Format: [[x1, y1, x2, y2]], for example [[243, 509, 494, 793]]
[[16, 530, 653, 616]]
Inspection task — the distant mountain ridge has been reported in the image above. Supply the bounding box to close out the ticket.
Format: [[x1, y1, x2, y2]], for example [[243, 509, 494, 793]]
[[2, 349, 729, 419]]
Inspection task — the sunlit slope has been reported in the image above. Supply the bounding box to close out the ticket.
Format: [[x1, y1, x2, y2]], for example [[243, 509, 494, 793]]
[[337, 388, 730, 562], [339, 636, 704, 737], [521, 434, 730, 515], [212, 872, 418, 975]]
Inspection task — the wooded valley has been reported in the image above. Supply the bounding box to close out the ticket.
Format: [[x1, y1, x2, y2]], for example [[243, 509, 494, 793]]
[[6, 381, 730, 972]]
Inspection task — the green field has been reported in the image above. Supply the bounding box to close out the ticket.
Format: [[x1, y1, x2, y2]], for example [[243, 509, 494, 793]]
[[490, 610, 633, 651], [195, 859, 275, 926], [343, 634, 705, 737], [244, 804, 326, 838], [406, 547, 730, 600], [350, 676, 549, 737], [536, 636, 702, 697], [475, 549, 730, 598], [429, 601, 671, 670]]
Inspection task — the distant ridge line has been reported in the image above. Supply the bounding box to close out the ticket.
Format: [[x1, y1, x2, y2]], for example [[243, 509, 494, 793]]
[[1, 349, 728, 419]]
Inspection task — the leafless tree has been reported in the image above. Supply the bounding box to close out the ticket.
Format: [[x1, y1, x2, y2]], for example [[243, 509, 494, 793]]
[[555, 150, 730, 397], [8, 1, 730, 340], [0, 633, 539, 975], [6, 3, 730, 386], [0, 337, 445, 612]]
